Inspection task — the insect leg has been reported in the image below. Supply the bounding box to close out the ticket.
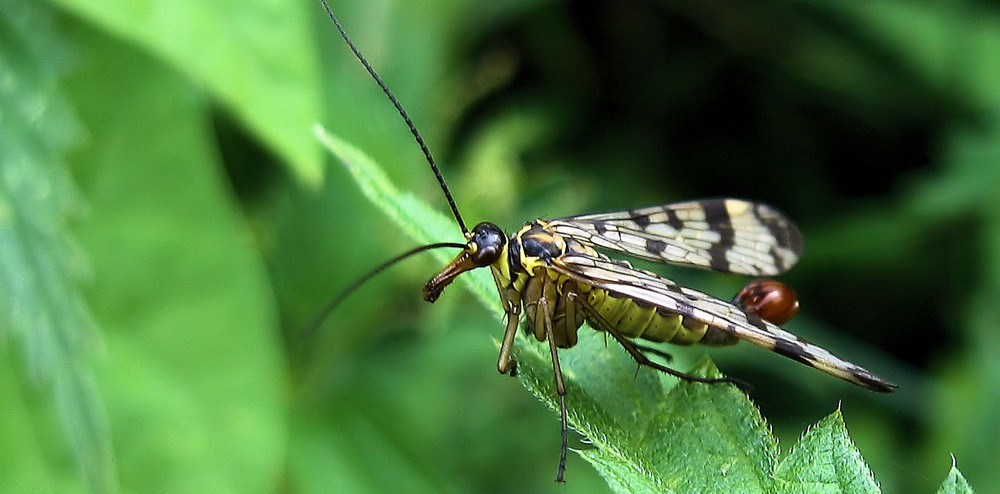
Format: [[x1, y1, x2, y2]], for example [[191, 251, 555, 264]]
[[632, 344, 674, 363], [537, 296, 569, 483], [574, 294, 750, 392], [497, 296, 521, 376]]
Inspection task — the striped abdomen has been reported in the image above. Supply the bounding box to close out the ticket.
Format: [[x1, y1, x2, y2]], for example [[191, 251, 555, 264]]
[[583, 282, 737, 346]]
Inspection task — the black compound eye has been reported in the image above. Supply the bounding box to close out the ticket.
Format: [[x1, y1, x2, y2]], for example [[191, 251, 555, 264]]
[[470, 222, 506, 266]]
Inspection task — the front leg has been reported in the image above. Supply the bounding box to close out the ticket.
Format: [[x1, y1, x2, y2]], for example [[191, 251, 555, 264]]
[[497, 294, 521, 376]]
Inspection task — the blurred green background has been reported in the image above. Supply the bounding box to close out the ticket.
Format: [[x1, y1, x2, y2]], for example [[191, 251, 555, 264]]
[[2, 0, 999, 492]]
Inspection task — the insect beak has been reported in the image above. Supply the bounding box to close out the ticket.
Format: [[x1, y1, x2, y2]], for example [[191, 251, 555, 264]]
[[423, 251, 478, 303]]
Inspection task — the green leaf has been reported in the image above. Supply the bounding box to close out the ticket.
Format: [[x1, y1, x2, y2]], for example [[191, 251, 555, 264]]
[[48, 11, 285, 494], [936, 464, 975, 494], [574, 359, 777, 494], [51, 0, 322, 184], [775, 410, 879, 494], [0, 1, 114, 492], [319, 127, 905, 493]]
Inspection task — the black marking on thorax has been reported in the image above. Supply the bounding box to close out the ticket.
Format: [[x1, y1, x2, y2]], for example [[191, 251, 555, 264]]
[[518, 222, 564, 261], [508, 221, 567, 281], [507, 233, 524, 276]]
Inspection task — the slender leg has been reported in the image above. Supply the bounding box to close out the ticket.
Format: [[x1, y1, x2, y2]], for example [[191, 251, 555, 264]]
[[497, 298, 521, 376], [538, 296, 569, 483], [575, 294, 750, 392], [633, 344, 674, 363]]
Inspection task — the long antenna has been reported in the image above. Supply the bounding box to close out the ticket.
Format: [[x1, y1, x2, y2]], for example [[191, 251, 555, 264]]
[[298, 241, 466, 343], [320, 0, 469, 235]]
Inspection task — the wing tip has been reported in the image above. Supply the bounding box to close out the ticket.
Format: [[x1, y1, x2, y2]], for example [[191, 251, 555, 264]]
[[853, 373, 898, 394]]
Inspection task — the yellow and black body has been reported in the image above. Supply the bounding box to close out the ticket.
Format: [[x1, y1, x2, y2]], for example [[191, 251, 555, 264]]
[[427, 219, 742, 378], [423, 202, 893, 398]]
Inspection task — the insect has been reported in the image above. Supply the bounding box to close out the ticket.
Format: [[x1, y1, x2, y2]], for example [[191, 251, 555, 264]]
[[317, 0, 897, 482]]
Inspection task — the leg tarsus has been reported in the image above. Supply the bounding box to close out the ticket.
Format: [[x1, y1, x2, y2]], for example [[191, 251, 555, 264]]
[[506, 362, 518, 378], [555, 393, 568, 483]]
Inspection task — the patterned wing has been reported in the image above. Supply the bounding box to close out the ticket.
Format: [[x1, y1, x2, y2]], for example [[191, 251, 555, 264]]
[[549, 253, 896, 393], [546, 198, 803, 276]]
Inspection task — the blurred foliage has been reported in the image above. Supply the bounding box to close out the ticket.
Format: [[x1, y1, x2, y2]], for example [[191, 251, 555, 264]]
[[2, 0, 999, 492]]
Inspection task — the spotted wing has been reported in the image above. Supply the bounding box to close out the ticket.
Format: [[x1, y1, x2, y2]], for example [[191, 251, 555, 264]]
[[548, 253, 896, 392], [546, 198, 803, 276]]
